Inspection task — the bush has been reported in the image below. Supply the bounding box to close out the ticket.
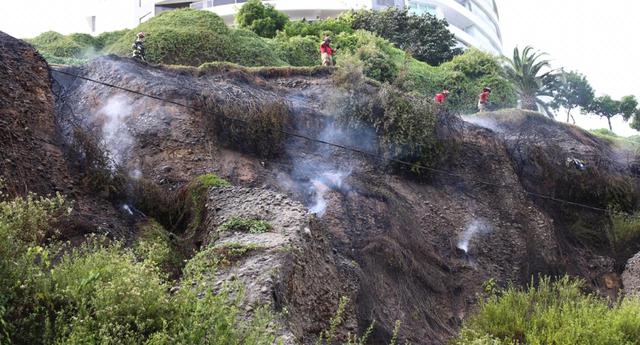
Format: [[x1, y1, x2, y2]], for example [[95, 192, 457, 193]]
[[106, 9, 231, 65], [272, 35, 319, 66], [609, 212, 640, 263], [455, 276, 640, 345], [219, 217, 272, 234], [236, 0, 289, 38], [134, 220, 182, 276], [439, 49, 517, 114], [226, 29, 287, 67], [283, 17, 353, 38], [0, 190, 277, 344], [348, 8, 461, 66]]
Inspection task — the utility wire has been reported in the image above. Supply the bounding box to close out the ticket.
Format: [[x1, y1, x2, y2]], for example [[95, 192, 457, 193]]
[[49, 67, 616, 214]]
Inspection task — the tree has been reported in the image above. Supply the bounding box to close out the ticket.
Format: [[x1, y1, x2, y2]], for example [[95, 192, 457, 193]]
[[349, 8, 461, 66], [550, 70, 594, 124], [588, 95, 621, 131], [502, 46, 560, 117], [586, 95, 638, 131], [620, 95, 638, 121], [236, 0, 289, 38]]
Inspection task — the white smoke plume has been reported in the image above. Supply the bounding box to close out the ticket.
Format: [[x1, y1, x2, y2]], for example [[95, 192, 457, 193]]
[[96, 94, 135, 169], [457, 219, 492, 253], [286, 116, 376, 217], [461, 115, 501, 132]]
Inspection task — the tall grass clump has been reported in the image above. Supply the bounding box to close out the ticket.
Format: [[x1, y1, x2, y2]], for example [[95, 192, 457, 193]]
[[454, 276, 640, 345]]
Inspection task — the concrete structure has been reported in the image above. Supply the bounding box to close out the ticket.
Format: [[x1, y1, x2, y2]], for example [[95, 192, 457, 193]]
[[185, 0, 502, 54]]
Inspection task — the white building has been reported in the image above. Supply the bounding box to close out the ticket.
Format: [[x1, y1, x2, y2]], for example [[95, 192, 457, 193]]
[[182, 0, 502, 54]]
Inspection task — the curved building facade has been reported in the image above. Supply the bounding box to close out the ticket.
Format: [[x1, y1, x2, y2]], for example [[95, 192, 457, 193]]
[[180, 0, 502, 54]]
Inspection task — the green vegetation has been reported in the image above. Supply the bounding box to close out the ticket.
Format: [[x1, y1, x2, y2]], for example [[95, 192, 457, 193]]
[[502, 46, 560, 116], [348, 7, 461, 66], [0, 187, 277, 344], [184, 242, 263, 280], [609, 212, 640, 263], [590, 128, 640, 149], [219, 217, 272, 234], [455, 276, 640, 345], [551, 70, 595, 124], [236, 0, 289, 38], [587, 95, 639, 131], [134, 220, 182, 276]]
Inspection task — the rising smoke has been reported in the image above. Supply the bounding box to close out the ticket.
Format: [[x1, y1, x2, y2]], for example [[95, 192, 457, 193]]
[[457, 218, 492, 253], [95, 94, 135, 169], [461, 115, 501, 132], [286, 112, 377, 217]]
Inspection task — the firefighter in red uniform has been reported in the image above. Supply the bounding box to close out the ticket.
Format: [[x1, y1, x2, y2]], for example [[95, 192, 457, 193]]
[[434, 89, 450, 104], [478, 87, 491, 112], [320, 35, 334, 66]]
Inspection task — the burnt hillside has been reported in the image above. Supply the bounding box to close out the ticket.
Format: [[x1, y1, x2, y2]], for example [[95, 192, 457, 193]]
[[2, 31, 640, 344]]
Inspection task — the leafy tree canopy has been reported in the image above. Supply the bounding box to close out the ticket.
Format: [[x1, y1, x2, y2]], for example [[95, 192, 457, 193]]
[[551, 70, 594, 123], [348, 7, 462, 66], [236, 0, 289, 38]]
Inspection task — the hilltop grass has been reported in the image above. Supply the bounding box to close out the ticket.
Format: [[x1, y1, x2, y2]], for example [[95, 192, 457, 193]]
[[31, 9, 515, 114], [590, 128, 640, 150]]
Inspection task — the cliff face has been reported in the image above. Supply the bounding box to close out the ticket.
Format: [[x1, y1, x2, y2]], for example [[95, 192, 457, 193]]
[[3, 30, 637, 344], [0, 31, 71, 196]]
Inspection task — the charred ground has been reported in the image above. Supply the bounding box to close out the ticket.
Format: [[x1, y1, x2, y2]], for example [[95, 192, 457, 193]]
[[2, 31, 640, 344]]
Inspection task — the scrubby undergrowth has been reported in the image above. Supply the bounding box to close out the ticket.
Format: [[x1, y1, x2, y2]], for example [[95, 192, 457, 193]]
[[455, 277, 640, 345]]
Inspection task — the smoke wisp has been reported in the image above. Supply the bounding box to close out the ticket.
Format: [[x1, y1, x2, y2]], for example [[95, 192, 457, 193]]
[[95, 94, 135, 169], [457, 219, 492, 253], [286, 108, 377, 217]]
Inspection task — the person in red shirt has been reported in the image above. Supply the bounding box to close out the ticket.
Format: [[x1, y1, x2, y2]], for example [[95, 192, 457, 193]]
[[320, 35, 334, 66], [434, 89, 450, 104], [478, 87, 491, 112]]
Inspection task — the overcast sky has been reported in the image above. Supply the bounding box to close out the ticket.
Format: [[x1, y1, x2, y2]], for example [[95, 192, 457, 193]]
[[498, 0, 640, 136], [1, 0, 639, 135]]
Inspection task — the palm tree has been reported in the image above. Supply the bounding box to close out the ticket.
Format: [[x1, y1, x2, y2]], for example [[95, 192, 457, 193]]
[[503, 46, 560, 117]]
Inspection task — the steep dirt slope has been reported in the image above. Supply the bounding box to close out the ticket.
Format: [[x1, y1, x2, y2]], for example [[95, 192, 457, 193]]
[[47, 55, 632, 344], [0, 32, 134, 241], [0, 31, 71, 196]]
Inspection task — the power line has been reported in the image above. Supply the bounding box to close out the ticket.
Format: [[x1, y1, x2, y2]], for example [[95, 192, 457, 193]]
[[49, 67, 614, 214]]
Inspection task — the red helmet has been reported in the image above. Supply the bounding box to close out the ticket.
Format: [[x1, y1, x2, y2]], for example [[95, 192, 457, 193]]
[[137, 31, 145, 38]]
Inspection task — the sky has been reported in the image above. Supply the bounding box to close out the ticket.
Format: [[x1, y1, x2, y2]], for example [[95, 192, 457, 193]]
[[1, 0, 639, 135], [498, 0, 640, 136]]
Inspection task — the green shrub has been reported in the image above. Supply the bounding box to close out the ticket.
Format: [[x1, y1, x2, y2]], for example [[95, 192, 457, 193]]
[[134, 220, 182, 275], [183, 243, 263, 280], [95, 29, 129, 50], [106, 9, 231, 65], [219, 217, 272, 234], [439, 49, 517, 113], [198, 173, 231, 188], [609, 212, 640, 261], [236, 0, 289, 38], [335, 75, 445, 174], [226, 29, 287, 67], [283, 17, 353, 38], [455, 276, 640, 345], [272, 35, 319, 66]]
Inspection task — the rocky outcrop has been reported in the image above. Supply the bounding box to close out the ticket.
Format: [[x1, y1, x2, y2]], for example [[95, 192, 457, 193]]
[[623, 252, 640, 296]]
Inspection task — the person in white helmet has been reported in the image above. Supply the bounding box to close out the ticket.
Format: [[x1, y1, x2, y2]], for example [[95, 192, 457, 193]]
[[132, 32, 146, 61]]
